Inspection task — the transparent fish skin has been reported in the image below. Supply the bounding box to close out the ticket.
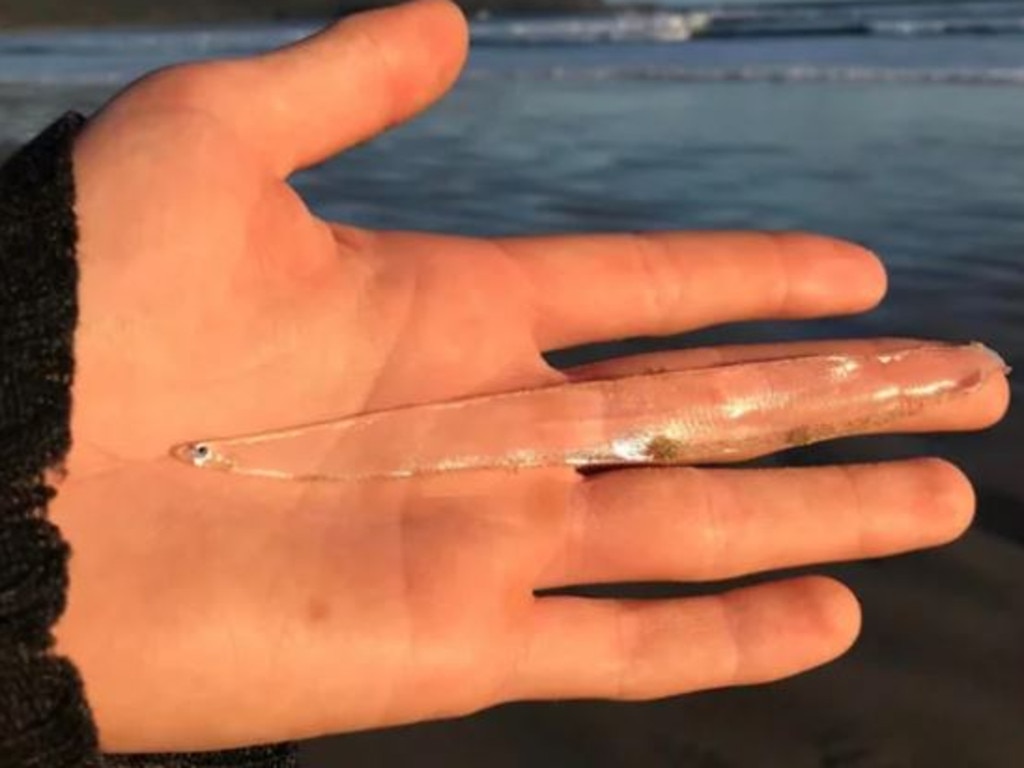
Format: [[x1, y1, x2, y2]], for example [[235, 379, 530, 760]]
[[170, 342, 1008, 481]]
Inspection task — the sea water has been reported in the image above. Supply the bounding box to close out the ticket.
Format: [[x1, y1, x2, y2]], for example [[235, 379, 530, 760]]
[[1, 3, 1022, 534]]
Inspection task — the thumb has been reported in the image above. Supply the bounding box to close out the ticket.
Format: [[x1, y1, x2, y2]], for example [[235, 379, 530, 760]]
[[180, 0, 469, 177]]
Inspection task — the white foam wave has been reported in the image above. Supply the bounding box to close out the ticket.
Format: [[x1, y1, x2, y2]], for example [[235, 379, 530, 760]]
[[467, 6, 1024, 45], [464, 66, 1024, 86], [869, 18, 1024, 36], [471, 12, 713, 45]]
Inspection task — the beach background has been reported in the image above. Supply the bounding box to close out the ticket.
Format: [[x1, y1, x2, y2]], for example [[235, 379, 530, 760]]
[[2, 1, 1022, 765]]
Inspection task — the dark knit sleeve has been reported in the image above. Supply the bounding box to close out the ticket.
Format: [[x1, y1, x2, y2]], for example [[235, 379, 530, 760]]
[[0, 111, 100, 768], [0, 115, 297, 768], [103, 745, 298, 768]]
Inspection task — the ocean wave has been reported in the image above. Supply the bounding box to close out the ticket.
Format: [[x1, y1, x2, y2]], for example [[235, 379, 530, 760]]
[[464, 66, 1024, 86], [0, 71, 134, 86], [5, 65, 1024, 89], [0, 25, 315, 58], [469, 4, 1024, 45], [1, 6, 1022, 61], [867, 18, 1024, 37], [471, 12, 714, 45]]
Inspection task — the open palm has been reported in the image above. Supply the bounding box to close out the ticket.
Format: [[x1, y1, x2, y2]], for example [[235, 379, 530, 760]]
[[49, 0, 1009, 755]]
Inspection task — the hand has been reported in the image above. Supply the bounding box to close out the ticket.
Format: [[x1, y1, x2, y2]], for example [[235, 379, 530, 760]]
[[50, 0, 1009, 754]]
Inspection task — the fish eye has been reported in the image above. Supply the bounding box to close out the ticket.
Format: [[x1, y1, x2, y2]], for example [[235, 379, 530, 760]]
[[192, 444, 212, 465]]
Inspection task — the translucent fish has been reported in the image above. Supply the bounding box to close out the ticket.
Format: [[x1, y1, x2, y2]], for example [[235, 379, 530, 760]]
[[169, 341, 1008, 481]]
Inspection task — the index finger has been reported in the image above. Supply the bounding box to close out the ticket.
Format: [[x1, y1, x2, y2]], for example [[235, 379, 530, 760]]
[[495, 231, 886, 351]]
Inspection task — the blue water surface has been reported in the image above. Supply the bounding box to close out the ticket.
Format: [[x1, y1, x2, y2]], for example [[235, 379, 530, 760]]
[[1, 9, 1022, 515]]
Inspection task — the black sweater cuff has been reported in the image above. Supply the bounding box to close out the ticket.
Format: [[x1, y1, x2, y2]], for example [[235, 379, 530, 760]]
[[0, 114, 298, 768], [0, 111, 100, 768], [104, 744, 298, 768]]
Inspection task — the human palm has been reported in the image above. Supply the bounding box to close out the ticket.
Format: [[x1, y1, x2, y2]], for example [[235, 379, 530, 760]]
[[48, 0, 1008, 755]]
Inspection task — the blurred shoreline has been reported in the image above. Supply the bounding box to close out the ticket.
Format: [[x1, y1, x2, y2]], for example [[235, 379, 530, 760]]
[[6, 0, 1024, 38], [0, 0, 610, 31]]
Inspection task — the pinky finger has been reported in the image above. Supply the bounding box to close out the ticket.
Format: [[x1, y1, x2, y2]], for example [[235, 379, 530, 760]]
[[511, 577, 860, 702]]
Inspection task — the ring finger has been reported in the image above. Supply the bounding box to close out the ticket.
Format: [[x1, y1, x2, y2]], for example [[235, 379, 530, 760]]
[[538, 458, 974, 588]]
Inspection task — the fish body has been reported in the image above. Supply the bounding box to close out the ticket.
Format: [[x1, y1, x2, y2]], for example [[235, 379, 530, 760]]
[[170, 341, 1007, 481]]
